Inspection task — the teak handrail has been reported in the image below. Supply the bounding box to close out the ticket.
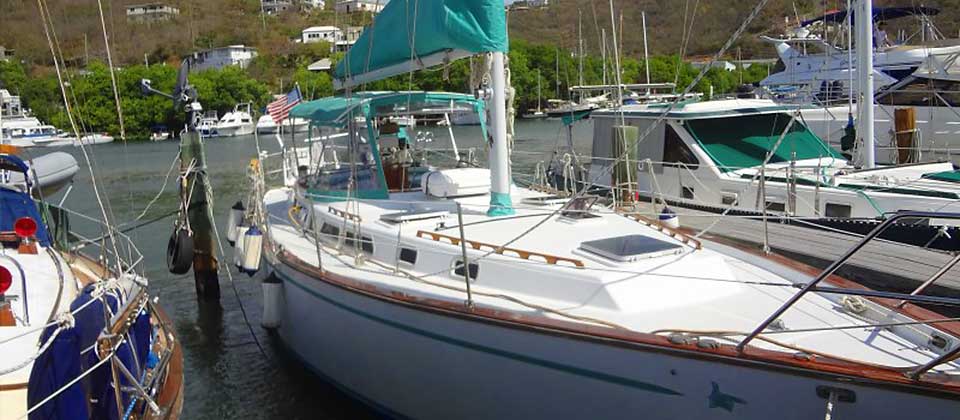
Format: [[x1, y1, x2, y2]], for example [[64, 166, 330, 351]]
[[417, 230, 585, 268]]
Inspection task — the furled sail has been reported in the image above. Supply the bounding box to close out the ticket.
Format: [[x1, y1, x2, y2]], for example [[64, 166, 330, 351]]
[[333, 0, 508, 89]]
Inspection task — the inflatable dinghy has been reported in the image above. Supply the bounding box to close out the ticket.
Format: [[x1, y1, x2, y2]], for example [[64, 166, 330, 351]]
[[2, 151, 79, 195]]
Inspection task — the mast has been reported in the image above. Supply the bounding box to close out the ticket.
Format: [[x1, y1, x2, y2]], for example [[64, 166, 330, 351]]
[[601, 28, 608, 85], [537, 70, 542, 113], [857, 0, 876, 168], [642, 11, 650, 85], [555, 48, 560, 98], [488, 51, 514, 216], [578, 9, 584, 89]]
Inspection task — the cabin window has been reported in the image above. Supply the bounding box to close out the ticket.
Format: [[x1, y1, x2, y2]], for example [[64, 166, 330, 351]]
[[662, 125, 699, 169], [765, 201, 786, 212], [399, 248, 418, 265], [682, 186, 695, 200], [452, 259, 479, 281], [320, 222, 340, 241], [721, 192, 738, 205], [824, 203, 852, 218], [343, 232, 374, 254]]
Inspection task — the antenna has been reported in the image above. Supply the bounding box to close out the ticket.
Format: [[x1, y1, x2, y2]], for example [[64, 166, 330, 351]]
[[140, 59, 203, 131]]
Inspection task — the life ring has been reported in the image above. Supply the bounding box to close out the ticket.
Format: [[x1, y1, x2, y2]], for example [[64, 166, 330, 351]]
[[167, 227, 194, 274]]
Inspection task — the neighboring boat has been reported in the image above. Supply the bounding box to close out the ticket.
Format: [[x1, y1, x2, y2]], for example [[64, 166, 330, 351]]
[[1, 150, 79, 196], [197, 111, 219, 138], [0, 152, 183, 420], [245, 2, 960, 418], [255, 114, 310, 135], [584, 98, 960, 248], [1, 90, 42, 148], [522, 70, 548, 119], [215, 103, 255, 137], [150, 125, 172, 142], [760, 6, 960, 97], [544, 98, 599, 118], [7, 125, 65, 147], [798, 53, 960, 164], [32, 132, 114, 148]]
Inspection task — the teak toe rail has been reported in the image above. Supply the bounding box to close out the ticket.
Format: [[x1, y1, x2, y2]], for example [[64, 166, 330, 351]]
[[417, 230, 585, 268]]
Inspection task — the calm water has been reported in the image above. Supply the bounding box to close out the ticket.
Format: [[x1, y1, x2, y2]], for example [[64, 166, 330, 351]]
[[32, 119, 591, 419]]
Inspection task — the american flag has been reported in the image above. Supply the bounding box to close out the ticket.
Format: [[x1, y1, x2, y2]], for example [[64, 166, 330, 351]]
[[266, 86, 302, 124]]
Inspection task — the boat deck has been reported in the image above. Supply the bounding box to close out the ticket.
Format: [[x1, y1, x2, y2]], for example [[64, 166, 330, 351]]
[[265, 186, 960, 372], [629, 201, 960, 294]]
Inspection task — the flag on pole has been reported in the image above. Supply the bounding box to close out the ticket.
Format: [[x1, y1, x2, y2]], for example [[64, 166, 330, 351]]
[[267, 85, 302, 124]]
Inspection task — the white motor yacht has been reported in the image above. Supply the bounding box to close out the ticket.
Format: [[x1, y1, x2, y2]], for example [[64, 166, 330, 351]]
[[255, 114, 309, 135], [197, 111, 219, 138], [215, 103, 255, 137]]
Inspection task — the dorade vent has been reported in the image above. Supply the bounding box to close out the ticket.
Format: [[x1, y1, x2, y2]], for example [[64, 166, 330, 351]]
[[580, 235, 684, 262]]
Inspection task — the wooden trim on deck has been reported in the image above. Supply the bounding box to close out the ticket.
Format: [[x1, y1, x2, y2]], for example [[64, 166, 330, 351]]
[[416, 230, 585, 268]]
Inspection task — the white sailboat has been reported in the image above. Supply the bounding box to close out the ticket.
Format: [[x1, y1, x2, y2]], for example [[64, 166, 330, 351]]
[[243, 1, 960, 418]]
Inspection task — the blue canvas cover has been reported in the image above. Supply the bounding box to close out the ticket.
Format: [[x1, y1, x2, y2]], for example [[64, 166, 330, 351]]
[[27, 327, 89, 420], [0, 154, 51, 246], [0, 188, 52, 247]]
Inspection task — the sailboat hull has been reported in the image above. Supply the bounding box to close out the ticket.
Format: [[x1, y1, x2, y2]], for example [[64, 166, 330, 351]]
[[270, 256, 960, 420]]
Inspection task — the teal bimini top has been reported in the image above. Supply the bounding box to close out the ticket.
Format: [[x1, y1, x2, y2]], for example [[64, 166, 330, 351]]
[[289, 91, 486, 201]]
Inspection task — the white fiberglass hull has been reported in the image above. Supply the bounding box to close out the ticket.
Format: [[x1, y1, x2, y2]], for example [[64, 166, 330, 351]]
[[270, 259, 959, 419], [215, 124, 255, 137], [801, 104, 960, 165], [256, 117, 310, 134]]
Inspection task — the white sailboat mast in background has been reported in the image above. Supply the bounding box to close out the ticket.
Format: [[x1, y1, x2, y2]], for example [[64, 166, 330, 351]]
[[857, 0, 876, 168]]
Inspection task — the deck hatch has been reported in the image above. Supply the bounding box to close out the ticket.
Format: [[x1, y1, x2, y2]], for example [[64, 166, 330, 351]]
[[580, 235, 684, 262]]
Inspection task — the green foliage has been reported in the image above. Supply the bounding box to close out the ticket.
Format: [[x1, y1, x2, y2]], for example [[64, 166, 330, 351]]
[[3, 38, 774, 140], [3, 60, 271, 140], [191, 66, 271, 117], [293, 67, 333, 100]]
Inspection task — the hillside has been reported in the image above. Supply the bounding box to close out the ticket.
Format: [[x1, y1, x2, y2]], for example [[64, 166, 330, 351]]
[[4, 0, 960, 70]]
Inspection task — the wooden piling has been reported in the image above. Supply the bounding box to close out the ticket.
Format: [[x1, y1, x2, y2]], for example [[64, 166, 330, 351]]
[[181, 131, 220, 300], [895, 107, 917, 164]]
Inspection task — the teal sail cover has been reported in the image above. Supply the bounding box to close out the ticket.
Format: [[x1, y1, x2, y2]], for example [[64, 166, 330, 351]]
[[334, 0, 509, 89]]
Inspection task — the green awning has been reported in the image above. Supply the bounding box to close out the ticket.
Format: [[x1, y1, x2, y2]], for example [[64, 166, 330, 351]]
[[334, 0, 508, 89], [685, 113, 844, 172], [922, 170, 960, 183], [290, 91, 484, 127]]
